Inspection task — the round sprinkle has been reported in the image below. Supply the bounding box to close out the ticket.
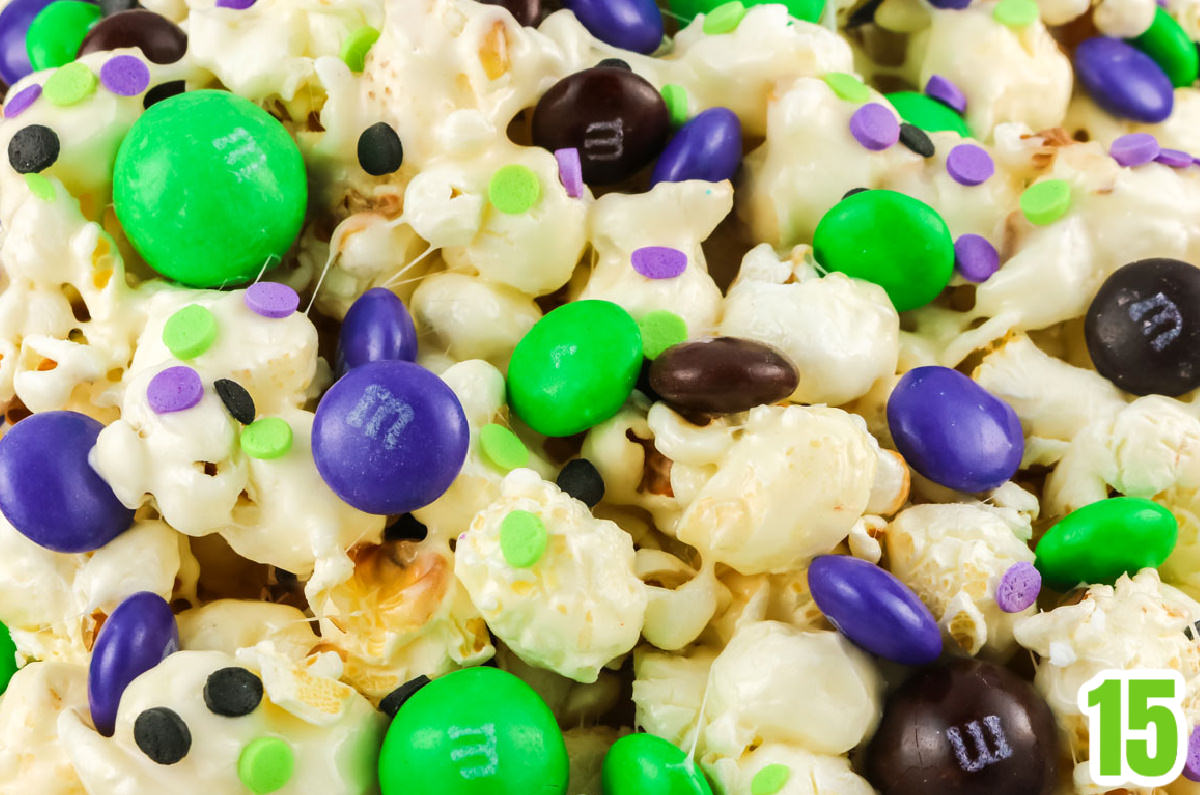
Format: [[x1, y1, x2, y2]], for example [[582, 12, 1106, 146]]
[[24, 173, 55, 201], [244, 282, 299, 318], [341, 25, 380, 73], [1019, 179, 1071, 225], [993, 0, 1039, 26], [499, 510, 548, 568], [162, 304, 217, 360], [946, 143, 994, 186], [899, 122, 934, 158], [751, 763, 792, 795], [554, 147, 583, 199], [488, 164, 541, 214], [100, 55, 150, 96], [1109, 132, 1160, 166], [379, 675, 431, 719], [479, 423, 530, 472], [238, 736, 294, 794], [953, 234, 1000, 282], [240, 417, 292, 459], [357, 122, 403, 176], [661, 83, 689, 126], [204, 667, 263, 717], [1184, 726, 1200, 781], [143, 80, 185, 109], [215, 0, 257, 7], [703, 0, 746, 33], [995, 561, 1041, 613], [631, 246, 688, 279], [8, 124, 59, 174], [134, 707, 191, 765], [147, 366, 204, 414], [823, 72, 871, 103], [4, 85, 42, 119], [556, 458, 605, 507], [849, 103, 899, 151], [924, 75, 966, 113], [1156, 147, 1193, 168], [214, 379, 256, 425], [43, 63, 98, 107], [638, 309, 688, 360], [596, 57, 631, 70]]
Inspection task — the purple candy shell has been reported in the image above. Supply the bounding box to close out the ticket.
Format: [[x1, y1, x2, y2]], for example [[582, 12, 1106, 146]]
[[88, 591, 178, 736], [0, 0, 58, 85], [1185, 726, 1200, 781], [650, 107, 742, 186], [995, 561, 1041, 613], [563, 0, 662, 53], [927, 0, 971, 8], [215, 0, 257, 7], [336, 287, 419, 376], [1075, 37, 1174, 123]]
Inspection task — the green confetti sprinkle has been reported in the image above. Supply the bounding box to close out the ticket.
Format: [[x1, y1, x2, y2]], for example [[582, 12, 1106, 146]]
[[238, 736, 294, 794], [1019, 179, 1071, 226], [488, 164, 541, 214], [702, 0, 746, 33], [162, 304, 217, 360], [661, 83, 689, 127], [24, 172, 55, 201], [992, 0, 1039, 27], [240, 417, 293, 459], [479, 423, 530, 472], [500, 509, 548, 568], [341, 25, 380, 73], [823, 72, 871, 103], [751, 764, 791, 795], [637, 310, 688, 360], [43, 62, 97, 106]]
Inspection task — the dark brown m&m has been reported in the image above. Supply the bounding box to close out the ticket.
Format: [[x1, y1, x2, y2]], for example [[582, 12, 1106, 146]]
[[134, 706, 192, 765], [478, 0, 540, 26], [357, 122, 403, 176], [866, 658, 1060, 795], [8, 123, 58, 173], [203, 666, 263, 717], [78, 9, 187, 64], [531, 66, 669, 185], [648, 337, 799, 415], [1084, 257, 1200, 396]]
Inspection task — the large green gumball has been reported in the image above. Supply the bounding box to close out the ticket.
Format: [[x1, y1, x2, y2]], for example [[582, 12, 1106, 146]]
[[113, 89, 307, 288]]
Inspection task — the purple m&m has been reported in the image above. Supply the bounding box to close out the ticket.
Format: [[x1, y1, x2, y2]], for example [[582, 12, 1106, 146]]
[[887, 366, 1024, 493], [0, 411, 134, 553], [0, 0, 57, 84], [650, 107, 742, 186], [88, 591, 178, 736], [1185, 726, 1200, 781], [1075, 37, 1174, 123], [312, 360, 468, 515], [808, 554, 942, 665], [563, 0, 662, 54], [336, 287, 418, 376]]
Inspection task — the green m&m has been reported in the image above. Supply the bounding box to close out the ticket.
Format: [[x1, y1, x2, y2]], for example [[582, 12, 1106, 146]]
[[113, 90, 307, 288], [1129, 6, 1199, 88], [0, 619, 17, 694], [378, 666, 568, 795], [26, 0, 101, 72], [812, 189, 955, 312], [1034, 497, 1178, 590], [885, 91, 971, 137], [507, 300, 643, 438], [601, 733, 712, 795], [669, 0, 824, 25]]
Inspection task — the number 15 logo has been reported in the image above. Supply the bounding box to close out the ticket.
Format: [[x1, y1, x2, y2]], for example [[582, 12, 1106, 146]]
[[1079, 670, 1188, 788]]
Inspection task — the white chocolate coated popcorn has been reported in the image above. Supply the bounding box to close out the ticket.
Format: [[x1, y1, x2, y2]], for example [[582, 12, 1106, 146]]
[[705, 743, 876, 795], [0, 662, 89, 794]]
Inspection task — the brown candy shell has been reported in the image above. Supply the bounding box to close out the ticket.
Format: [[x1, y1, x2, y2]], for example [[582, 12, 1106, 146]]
[[648, 337, 798, 415], [78, 10, 187, 65]]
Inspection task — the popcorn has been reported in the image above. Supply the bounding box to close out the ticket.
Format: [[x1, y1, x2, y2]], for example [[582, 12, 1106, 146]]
[[410, 273, 541, 370], [704, 743, 876, 795], [0, 662, 89, 794]]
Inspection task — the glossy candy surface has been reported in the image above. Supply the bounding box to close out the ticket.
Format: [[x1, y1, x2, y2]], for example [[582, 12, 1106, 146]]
[[885, 91, 970, 136], [26, 0, 100, 70], [77, 8, 184, 62], [650, 107, 742, 186], [336, 287, 418, 375], [563, 0, 662, 54], [1130, 6, 1199, 87], [668, 0, 823, 24], [88, 591, 179, 736], [0, 0, 57, 83], [1075, 37, 1174, 122], [601, 733, 712, 795], [1035, 497, 1177, 590], [648, 337, 798, 414], [0, 620, 15, 694]]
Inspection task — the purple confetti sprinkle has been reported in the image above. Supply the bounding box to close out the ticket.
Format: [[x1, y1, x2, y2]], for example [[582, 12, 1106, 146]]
[[147, 366, 204, 414], [925, 74, 966, 114], [995, 561, 1041, 613], [215, 0, 256, 7], [1156, 147, 1193, 168], [555, 147, 583, 199], [100, 55, 150, 97], [946, 144, 994, 186], [244, 282, 299, 318], [849, 103, 900, 151], [1185, 726, 1200, 781], [631, 246, 688, 279], [954, 234, 1000, 282], [4, 85, 41, 119], [1109, 132, 1161, 166]]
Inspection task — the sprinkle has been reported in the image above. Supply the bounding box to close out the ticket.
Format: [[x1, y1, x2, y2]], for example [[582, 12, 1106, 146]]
[[500, 509, 548, 568], [143, 80, 185, 109], [238, 736, 294, 794], [244, 282, 299, 318], [556, 458, 605, 507], [638, 310, 688, 359], [554, 147, 583, 198], [631, 246, 688, 279], [100, 55, 150, 96], [341, 25, 380, 73], [661, 83, 689, 127], [379, 675, 431, 719], [1109, 132, 1160, 166], [946, 143, 994, 186], [924, 74, 966, 113], [1019, 179, 1071, 226], [23, 172, 54, 201], [479, 423, 530, 472], [899, 123, 934, 158], [214, 379, 255, 424], [849, 103, 899, 150], [133, 707, 191, 765], [702, 0, 746, 33], [240, 417, 292, 459], [147, 366, 204, 414], [995, 561, 1041, 613], [43, 63, 98, 107], [1185, 726, 1200, 781], [843, 186, 868, 199], [8, 124, 59, 174], [357, 122, 403, 176], [215, 0, 256, 6], [751, 764, 792, 795], [488, 164, 541, 214], [993, 0, 1039, 26], [4, 85, 41, 118], [203, 667, 263, 717], [822, 72, 871, 103], [1156, 147, 1193, 167], [954, 234, 1000, 282], [162, 304, 217, 360]]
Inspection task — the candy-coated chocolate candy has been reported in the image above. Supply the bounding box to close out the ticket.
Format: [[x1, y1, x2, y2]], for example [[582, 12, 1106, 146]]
[[808, 554, 942, 665], [88, 591, 178, 736], [1185, 727, 1200, 781], [866, 659, 1059, 795], [0, 0, 57, 83], [478, 0, 540, 26], [1034, 497, 1177, 590], [885, 90, 971, 136], [1075, 37, 1173, 123], [812, 189, 955, 312], [507, 300, 643, 437], [1130, 6, 1199, 87], [336, 287, 418, 375], [650, 107, 742, 186], [0, 619, 16, 694], [601, 733, 713, 795], [312, 360, 469, 515], [26, 0, 100, 71], [78, 9, 186, 63], [378, 667, 569, 795], [1084, 258, 1200, 396], [113, 90, 307, 288], [648, 337, 797, 414], [532, 67, 670, 185], [887, 366, 1023, 492], [563, 0, 662, 54], [668, 0, 823, 24], [0, 410, 133, 552]]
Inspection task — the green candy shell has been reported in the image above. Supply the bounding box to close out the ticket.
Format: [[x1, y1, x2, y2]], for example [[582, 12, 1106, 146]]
[[0, 620, 17, 694], [670, 0, 824, 25], [1130, 7, 1199, 88], [885, 91, 971, 137], [812, 189, 955, 312], [26, 0, 101, 72], [601, 733, 713, 795], [1035, 497, 1178, 590]]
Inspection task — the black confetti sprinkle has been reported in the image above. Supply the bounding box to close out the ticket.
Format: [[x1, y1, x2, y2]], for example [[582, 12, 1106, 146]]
[[134, 707, 191, 764], [8, 124, 59, 174], [214, 379, 255, 425], [843, 187, 869, 199], [143, 80, 185, 109], [899, 123, 935, 158], [556, 458, 605, 508], [203, 667, 264, 718], [357, 122, 404, 176], [379, 675, 430, 719]]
